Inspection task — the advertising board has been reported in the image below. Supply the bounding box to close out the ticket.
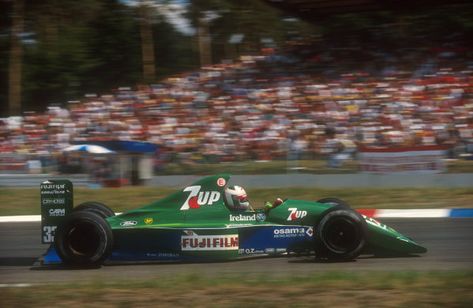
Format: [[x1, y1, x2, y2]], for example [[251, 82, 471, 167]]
[[358, 145, 448, 174]]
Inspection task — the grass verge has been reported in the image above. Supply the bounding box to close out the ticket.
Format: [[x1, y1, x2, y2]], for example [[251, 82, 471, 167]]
[[157, 159, 473, 175], [0, 186, 472, 215], [1, 271, 472, 307]]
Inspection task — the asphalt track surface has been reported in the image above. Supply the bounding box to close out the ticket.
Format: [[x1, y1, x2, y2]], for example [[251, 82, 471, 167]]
[[1, 219, 472, 284]]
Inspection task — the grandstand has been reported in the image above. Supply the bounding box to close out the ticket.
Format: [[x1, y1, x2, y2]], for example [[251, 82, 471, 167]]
[[1, 1, 472, 177]]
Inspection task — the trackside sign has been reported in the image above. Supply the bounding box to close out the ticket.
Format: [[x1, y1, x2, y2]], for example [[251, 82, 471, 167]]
[[40, 180, 73, 243], [358, 145, 447, 174]]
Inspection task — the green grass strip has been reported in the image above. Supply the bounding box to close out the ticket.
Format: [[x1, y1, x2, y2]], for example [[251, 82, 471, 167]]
[[157, 159, 473, 175], [1, 186, 472, 215], [1, 271, 472, 307]]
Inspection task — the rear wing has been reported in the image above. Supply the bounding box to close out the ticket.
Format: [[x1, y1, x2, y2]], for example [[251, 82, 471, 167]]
[[40, 180, 73, 243]]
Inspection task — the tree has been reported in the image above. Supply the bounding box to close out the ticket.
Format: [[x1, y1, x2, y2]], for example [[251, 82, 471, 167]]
[[8, 0, 24, 115], [139, 0, 156, 82], [21, 0, 142, 111]]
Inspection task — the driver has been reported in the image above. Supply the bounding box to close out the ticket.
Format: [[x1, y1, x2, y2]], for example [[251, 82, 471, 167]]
[[225, 185, 283, 212], [224, 185, 252, 211]]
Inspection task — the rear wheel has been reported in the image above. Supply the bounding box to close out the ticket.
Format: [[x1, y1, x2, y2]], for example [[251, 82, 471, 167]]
[[73, 201, 115, 219], [54, 211, 113, 267], [315, 207, 367, 261]]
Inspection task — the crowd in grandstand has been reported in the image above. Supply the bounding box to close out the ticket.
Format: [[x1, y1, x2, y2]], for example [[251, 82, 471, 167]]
[[0, 40, 472, 169]]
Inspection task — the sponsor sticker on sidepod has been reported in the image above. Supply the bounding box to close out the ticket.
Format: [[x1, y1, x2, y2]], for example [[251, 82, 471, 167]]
[[287, 208, 307, 221], [180, 185, 221, 210], [120, 220, 138, 227], [273, 227, 311, 238], [181, 234, 239, 251], [229, 213, 266, 222], [229, 214, 256, 222]]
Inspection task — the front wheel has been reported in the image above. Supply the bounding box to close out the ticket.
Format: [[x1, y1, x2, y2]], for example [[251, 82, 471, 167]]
[[54, 211, 113, 267], [315, 207, 367, 261]]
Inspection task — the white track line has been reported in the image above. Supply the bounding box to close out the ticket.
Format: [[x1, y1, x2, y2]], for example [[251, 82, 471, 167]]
[[0, 215, 41, 222], [0, 283, 33, 288], [0, 213, 124, 223], [377, 209, 450, 218]]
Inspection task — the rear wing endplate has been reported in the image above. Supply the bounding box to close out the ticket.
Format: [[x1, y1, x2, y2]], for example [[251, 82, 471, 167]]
[[40, 180, 73, 243]]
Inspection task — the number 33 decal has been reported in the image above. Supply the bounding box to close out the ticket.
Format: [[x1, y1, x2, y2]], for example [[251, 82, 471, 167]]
[[42, 225, 57, 243]]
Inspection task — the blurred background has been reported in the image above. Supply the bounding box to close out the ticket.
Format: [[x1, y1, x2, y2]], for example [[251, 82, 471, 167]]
[[1, 3, 473, 305], [1, 0, 472, 186]]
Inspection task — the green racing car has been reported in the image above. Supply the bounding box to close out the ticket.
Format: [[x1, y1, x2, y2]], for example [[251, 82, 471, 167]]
[[40, 174, 427, 267]]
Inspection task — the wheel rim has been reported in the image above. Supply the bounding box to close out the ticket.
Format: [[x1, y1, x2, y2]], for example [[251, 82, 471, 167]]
[[323, 217, 360, 253], [66, 221, 101, 257]]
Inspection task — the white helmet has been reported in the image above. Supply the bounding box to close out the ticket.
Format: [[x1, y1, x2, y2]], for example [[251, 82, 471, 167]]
[[225, 185, 250, 211]]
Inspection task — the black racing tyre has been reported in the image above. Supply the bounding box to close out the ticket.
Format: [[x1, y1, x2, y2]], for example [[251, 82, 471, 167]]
[[316, 198, 350, 209], [314, 206, 367, 261], [73, 201, 115, 219], [54, 211, 113, 267]]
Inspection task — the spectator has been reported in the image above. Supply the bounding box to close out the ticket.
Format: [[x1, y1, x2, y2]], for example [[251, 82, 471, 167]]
[[1, 31, 472, 172]]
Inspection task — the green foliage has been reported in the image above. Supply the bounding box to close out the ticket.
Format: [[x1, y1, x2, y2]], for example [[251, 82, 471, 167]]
[[84, 0, 142, 91], [2, 0, 201, 113], [189, 0, 316, 62], [2, 1, 473, 114], [0, 1, 14, 115], [152, 16, 199, 78], [16, 0, 140, 110], [1, 0, 320, 114], [156, 159, 473, 175], [318, 5, 473, 47]]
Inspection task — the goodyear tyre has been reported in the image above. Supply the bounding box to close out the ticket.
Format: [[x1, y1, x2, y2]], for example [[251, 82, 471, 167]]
[[73, 201, 115, 219], [54, 211, 113, 267], [315, 206, 367, 261]]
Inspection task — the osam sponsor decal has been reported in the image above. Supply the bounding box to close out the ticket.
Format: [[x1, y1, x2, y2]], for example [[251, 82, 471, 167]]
[[181, 234, 239, 251], [306, 227, 314, 237], [287, 208, 307, 221], [273, 227, 306, 238], [180, 185, 221, 210]]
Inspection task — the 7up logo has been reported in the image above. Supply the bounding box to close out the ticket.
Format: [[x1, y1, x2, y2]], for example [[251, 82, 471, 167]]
[[180, 185, 221, 210], [287, 208, 307, 221]]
